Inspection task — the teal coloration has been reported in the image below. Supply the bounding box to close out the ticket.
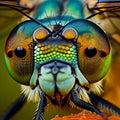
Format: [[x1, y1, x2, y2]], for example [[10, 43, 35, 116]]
[[10, 0, 87, 38], [38, 64, 76, 98], [62, 19, 108, 36], [12, 16, 74, 37], [33, 0, 85, 19], [11, 21, 40, 37], [33, 0, 62, 19], [65, 0, 85, 18]]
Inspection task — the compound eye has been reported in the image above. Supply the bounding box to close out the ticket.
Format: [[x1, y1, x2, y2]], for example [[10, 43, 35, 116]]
[[62, 28, 77, 40], [77, 31, 111, 83], [62, 19, 111, 83], [33, 28, 48, 41], [4, 22, 34, 85]]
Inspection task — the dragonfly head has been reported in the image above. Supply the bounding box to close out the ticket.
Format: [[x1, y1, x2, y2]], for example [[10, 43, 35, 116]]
[[5, 19, 111, 102]]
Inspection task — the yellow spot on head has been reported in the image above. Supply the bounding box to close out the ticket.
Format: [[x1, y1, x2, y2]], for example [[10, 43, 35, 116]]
[[34, 28, 48, 41], [63, 28, 77, 40]]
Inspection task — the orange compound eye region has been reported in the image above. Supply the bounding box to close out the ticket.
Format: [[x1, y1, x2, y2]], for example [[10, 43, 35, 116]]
[[77, 31, 111, 83], [77, 30, 111, 83], [4, 22, 34, 85], [62, 28, 77, 40], [33, 28, 48, 41], [63, 19, 112, 83]]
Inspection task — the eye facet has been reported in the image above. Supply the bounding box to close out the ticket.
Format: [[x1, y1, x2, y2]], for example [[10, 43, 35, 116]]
[[33, 28, 48, 41], [5, 21, 34, 85], [77, 28, 111, 82], [77, 31, 111, 83], [62, 28, 77, 40], [63, 19, 111, 83], [14, 47, 26, 58]]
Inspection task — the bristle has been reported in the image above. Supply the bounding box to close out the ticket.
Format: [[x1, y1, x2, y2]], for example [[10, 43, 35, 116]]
[[89, 80, 104, 95], [75, 84, 91, 102], [21, 85, 40, 103], [69, 80, 104, 110]]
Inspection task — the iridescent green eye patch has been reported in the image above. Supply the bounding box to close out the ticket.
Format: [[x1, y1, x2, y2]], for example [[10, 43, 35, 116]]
[[34, 43, 77, 65]]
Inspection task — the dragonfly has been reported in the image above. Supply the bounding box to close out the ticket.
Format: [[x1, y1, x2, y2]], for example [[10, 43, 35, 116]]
[[0, 0, 120, 120]]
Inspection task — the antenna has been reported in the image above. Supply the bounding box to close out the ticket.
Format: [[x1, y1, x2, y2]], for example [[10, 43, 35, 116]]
[[86, 4, 120, 19]]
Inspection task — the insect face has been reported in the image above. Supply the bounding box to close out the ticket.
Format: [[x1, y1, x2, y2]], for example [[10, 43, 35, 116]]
[[30, 27, 78, 101], [5, 18, 111, 104]]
